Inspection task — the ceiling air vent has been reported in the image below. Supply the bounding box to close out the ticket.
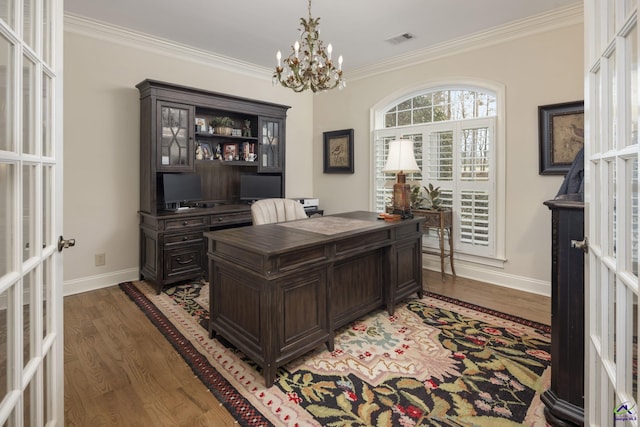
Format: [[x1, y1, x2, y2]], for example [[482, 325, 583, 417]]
[[385, 32, 415, 45]]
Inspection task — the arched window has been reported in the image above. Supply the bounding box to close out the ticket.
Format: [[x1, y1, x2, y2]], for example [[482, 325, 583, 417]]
[[373, 85, 504, 261]]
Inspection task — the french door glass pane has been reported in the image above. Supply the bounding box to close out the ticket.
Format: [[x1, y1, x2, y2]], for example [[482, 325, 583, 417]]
[[609, 51, 617, 151], [42, 257, 51, 338], [608, 270, 616, 365], [0, 0, 14, 29], [0, 163, 15, 278], [23, 270, 34, 369], [23, 164, 36, 261], [627, 24, 638, 147], [0, 286, 8, 403], [593, 67, 602, 153], [23, 55, 36, 155], [42, 165, 52, 249], [42, 73, 52, 157], [42, 0, 51, 64], [0, 33, 14, 152], [608, 160, 617, 257], [630, 291, 638, 399], [23, 0, 34, 49], [628, 157, 638, 277]]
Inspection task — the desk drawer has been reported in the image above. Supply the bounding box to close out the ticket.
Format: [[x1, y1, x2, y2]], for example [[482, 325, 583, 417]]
[[164, 244, 203, 280], [165, 232, 203, 246], [165, 216, 207, 231], [209, 211, 252, 228]]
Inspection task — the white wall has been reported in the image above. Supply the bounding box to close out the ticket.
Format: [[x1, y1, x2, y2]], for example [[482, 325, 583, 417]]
[[312, 22, 584, 294], [62, 22, 314, 294]]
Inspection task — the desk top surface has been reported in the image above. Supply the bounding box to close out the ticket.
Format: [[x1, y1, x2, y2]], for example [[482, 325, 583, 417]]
[[204, 210, 423, 254]]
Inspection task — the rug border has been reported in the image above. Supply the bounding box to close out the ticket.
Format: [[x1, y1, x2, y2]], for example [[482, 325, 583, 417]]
[[119, 281, 273, 427]]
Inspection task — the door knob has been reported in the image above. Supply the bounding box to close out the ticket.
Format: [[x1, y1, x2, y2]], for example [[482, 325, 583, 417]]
[[571, 237, 589, 253], [58, 236, 76, 252]]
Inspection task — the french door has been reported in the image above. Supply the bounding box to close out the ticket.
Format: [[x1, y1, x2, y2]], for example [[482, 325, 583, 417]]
[[585, 0, 639, 425], [0, 0, 64, 424]]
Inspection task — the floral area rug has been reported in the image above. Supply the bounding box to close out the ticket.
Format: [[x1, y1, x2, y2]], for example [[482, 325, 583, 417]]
[[119, 281, 551, 426]]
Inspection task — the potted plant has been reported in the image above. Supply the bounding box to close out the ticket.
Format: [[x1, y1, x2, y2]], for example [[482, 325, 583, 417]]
[[210, 116, 234, 136], [423, 183, 447, 211]]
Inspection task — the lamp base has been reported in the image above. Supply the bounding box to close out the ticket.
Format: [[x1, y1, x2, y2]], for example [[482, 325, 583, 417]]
[[391, 174, 413, 219]]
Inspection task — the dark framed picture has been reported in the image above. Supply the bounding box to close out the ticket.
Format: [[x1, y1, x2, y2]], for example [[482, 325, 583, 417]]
[[538, 101, 584, 175], [323, 129, 354, 174], [223, 143, 238, 161]]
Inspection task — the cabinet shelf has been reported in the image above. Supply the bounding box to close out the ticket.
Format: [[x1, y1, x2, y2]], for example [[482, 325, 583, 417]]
[[196, 132, 258, 141], [195, 159, 258, 167]]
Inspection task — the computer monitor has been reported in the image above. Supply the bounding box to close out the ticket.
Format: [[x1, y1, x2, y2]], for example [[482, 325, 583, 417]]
[[162, 173, 202, 209], [240, 175, 282, 202]]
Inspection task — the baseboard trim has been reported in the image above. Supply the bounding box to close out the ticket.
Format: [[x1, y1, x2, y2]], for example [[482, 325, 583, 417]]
[[423, 254, 551, 297], [64, 268, 139, 296]]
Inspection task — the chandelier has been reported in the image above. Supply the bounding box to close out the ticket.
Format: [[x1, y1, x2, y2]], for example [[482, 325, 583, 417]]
[[273, 0, 346, 93]]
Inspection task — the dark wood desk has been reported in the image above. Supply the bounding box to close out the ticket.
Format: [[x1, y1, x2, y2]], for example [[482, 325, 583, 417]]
[[205, 211, 424, 386]]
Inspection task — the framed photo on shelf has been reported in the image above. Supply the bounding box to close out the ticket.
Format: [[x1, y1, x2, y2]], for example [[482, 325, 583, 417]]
[[538, 101, 584, 175], [323, 129, 354, 173], [198, 142, 212, 159], [195, 117, 207, 133], [223, 143, 238, 161]]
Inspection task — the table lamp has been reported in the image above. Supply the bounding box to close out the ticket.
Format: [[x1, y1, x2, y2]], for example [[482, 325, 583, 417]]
[[383, 139, 420, 218]]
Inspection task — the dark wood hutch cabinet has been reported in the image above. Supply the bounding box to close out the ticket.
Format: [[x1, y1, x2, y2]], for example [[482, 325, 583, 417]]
[[137, 79, 290, 293]]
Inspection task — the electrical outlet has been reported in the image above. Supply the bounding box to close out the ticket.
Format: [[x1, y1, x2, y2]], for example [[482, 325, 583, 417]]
[[95, 253, 106, 266]]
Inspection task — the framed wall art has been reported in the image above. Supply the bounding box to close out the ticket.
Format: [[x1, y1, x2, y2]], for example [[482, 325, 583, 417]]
[[323, 129, 354, 174], [538, 101, 584, 175]]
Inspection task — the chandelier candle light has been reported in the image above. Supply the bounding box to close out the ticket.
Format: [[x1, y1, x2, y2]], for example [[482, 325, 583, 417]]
[[383, 139, 421, 218], [273, 0, 346, 93]]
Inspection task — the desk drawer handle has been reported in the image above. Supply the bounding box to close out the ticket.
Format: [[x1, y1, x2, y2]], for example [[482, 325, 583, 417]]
[[177, 256, 194, 265]]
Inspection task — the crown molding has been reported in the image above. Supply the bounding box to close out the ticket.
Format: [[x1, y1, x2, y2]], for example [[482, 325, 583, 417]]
[[64, 13, 272, 81], [65, 3, 583, 84], [348, 2, 584, 81]]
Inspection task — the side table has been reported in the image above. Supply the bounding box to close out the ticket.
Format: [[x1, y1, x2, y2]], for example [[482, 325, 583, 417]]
[[413, 209, 455, 280]]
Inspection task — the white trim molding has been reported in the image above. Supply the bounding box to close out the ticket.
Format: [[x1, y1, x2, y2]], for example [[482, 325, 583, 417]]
[[350, 2, 583, 81], [63, 267, 139, 296], [64, 13, 271, 81], [423, 254, 551, 297]]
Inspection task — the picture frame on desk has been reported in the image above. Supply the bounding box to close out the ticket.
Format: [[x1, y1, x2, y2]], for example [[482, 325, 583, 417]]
[[538, 101, 584, 175], [323, 129, 354, 174]]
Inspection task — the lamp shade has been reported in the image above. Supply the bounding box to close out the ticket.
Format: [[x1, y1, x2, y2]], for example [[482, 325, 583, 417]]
[[383, 139, 420, 173]]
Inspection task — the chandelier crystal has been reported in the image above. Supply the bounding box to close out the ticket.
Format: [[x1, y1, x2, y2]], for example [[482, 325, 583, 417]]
[[273, 0, 346, 93]]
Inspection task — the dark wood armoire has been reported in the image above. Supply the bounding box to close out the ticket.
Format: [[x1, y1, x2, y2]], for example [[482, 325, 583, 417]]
[[541, 194, 585, 426]]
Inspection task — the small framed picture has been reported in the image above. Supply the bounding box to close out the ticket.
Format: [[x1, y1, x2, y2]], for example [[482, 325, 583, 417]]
[[198, 142, 212, 159], [223, 143, 238, 161], [195, 117, 206, 133], [323, 129, 354, 174], [538, 101, 584, 175]]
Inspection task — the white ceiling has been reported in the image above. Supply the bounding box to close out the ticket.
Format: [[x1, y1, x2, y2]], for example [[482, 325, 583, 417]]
[[64, 0, 581, 71]]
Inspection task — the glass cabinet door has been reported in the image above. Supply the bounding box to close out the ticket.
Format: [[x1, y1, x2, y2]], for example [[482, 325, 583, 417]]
[[157, 101, 194, 172], [258, 117, 284, 173]]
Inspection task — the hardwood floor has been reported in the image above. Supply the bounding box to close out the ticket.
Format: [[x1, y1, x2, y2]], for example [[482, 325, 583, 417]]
[[64, 271, 550, 425], [423, 269, 551, 325]]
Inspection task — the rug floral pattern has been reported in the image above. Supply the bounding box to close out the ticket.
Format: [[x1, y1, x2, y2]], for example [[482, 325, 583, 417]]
[[131, 282, 551, 426]]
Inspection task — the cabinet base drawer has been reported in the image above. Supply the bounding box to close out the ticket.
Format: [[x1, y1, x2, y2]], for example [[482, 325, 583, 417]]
[[165, 244, 203, 280]]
